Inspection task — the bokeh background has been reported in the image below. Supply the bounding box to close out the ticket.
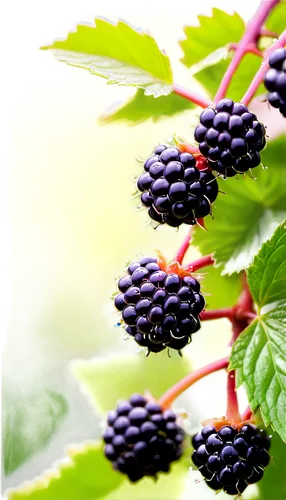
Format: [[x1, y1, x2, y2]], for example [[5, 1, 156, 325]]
[[2, 0, 284, 498]]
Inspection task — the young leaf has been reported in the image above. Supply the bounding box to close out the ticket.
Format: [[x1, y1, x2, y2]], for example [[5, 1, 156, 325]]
[[6, 442, 123, 500], [230, 305, 286, 441], [42, 19, 173, 97], [193, 136, 286, 275], [180, 8, 245, 67], [99, 90, 194, 125], [71, 352, 191, 414]]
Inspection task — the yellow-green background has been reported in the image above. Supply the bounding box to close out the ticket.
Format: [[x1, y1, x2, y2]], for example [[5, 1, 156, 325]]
[[2, 0, 283, 497]]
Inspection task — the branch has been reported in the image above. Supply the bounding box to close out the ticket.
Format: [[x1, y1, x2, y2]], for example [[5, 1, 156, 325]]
[[183, 254, 215, 272], [242, 29, 286, 105], [226, 370, 240, 421], [173, 228, 192, 265], [173, 84, 212, 108], [159, 357, 228, 409], [214, 0, 280, 103], [200, 308, 234, 321], [241, 406, 253, 421]]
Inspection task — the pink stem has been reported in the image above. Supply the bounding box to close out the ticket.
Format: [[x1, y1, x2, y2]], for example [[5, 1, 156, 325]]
[[226, 370, 240, 421], [242, 29, 286, 105], [173, 84, 212, 108], [260, 28, 279, 38], [174, 229, 192, 264], [200, 308, 234, 321], [159, 357, 228, 410], [228, 43, 263, 57], [241, 406, 253, 421], [183, 254, 215, 272], [214, 0, 280, 103]]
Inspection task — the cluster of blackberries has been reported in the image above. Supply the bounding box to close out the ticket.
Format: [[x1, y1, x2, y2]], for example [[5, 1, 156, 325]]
[[103, 394, 185, 482], [114, 256, 204, 354], [137, 145, 219, 227], [264, 48, 286, 117], [192, 423, 271, 495], [194, 99, 266, 177]]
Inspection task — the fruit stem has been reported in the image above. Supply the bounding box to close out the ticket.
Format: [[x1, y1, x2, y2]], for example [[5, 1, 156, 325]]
[[241, 406, 253, 421], [173, 84, 213, 108], [214, 0, 280, 103], [174, 228, 192, 264], [159, 357, 228, 409], [241, 28, 286, 105], [183, 254, 215, 272], [226, 370, 240, 421], [200, 308, 234, 321]]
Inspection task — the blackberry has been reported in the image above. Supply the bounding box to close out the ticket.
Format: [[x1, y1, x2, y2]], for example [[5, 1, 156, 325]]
[[191, 424, 271, 495], [103, 394, 185, 482], [194, 99, 266, 176], [264, 48, 286, 118], [114, 256, 204, 355], [137, 145, 219, 227]]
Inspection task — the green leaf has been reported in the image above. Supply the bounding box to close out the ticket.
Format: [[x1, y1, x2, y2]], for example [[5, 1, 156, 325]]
[[180, 8, 245, 67], [257, 432, 286, 500], [71, 352, 191, 414], [99, 89, 195, 125], [230, 305, 286, 441], [193, 136, 286, 274], [194, 53, 263, 101], [6, 442, 123, 500], [42, 19, 173, 97], [200, 266, 242, 309], [266, 1, 286, 36]]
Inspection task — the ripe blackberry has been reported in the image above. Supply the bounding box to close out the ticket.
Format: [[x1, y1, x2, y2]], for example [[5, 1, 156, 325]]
[[103, 394, 185, 482], [114, 256, 204, 355], [137, 145, 219, 227], [191, 423, 271, 495], [194, 99, 266, 177], [264, 48, 286, 117]]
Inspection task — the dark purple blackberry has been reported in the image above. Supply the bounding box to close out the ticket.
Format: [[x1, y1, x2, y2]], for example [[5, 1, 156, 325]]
[[264, 48, 286, 117], [194, 99, 266, 176], [103, 394, 185, 482], [137, 145, 218, 227], [191, 423, 271, 495], [114, 256, 204, 355]]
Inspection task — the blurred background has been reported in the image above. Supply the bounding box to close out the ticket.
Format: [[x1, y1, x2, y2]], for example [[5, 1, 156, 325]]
[[1, 0, 283, 497]]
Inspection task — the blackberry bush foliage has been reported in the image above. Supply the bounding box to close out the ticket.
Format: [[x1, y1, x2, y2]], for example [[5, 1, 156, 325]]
[[103, 394, 185, 482], [137, 145, 218, 226], [114, 255, 204, 354], [7, 3, 286, 500]]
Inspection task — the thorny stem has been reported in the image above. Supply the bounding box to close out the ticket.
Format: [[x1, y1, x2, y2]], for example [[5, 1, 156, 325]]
[[226, 370, 240, 421], [173, 84, 212, 108], [228, 42, 263, 57], [214, 0, 280, 103], [242, 29, 286, 105], [159, 357, 229, 410], [183, 254, 215, 272], [174, 228, 192, 264]]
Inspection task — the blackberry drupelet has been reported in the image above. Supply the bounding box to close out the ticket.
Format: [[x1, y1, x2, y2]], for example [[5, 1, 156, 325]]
[[191, 423, 271, 495], [137, 145, 219, 227], [103, 394, 185, 482], [264, 48, 286, 117], [194, 99, 266, 177], [114, 256, 204, 354]]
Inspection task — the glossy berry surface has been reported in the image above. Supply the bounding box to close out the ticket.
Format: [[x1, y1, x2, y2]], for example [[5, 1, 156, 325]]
[[191, 424, 271, 495], [264, 48, 286, 118], [194, 99, 266, 176], [103, 394, 185, 482], [137, 145, 219, 227], [114, 256, 204, 354]]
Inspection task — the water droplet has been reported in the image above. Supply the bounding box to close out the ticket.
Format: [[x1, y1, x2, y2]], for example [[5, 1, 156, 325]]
[[122, 333, 134, 344], [112, 321, 124, 328], [105, 307, 120, 316], [134, 203, 145, 212], [195, 479, 200, 484], [135, 156, 145, 165], [129, 189, 141, 200]]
